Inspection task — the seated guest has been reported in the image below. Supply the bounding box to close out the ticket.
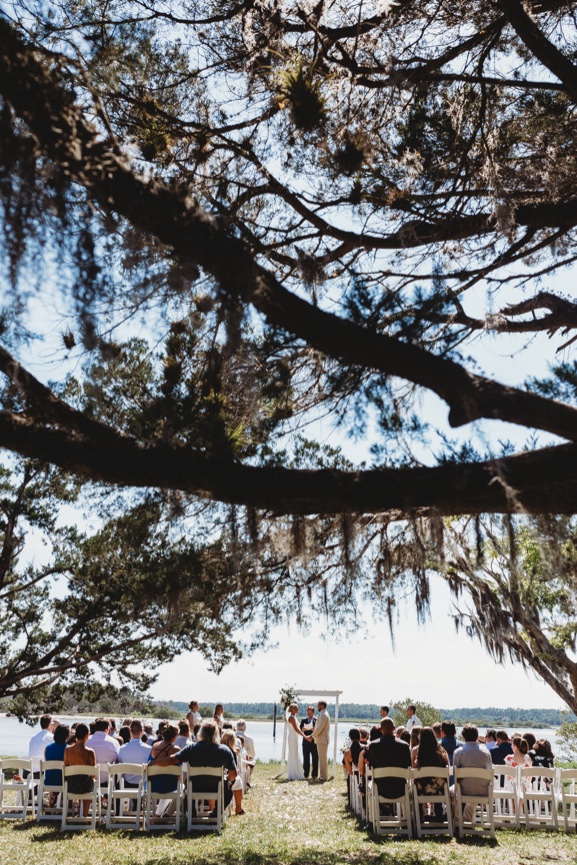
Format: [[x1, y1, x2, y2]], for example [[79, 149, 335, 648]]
[[368, 718, 411, 807], [118, 726, 131, 745], [432, 723, 443, 743], [44, 724, 70, 805], [483, 729, 498, 750], [359, 727, 369, 746], [237, 719, 256, 779], [530, 738, 555, 769], [64, 723, 96, 817], [86, 718, 120, 787], [395, 725, 407, 739], [343, 728, 361, 806], [523, 732, 536, 751], [118, 719, 152, 789], [452, 724, 492, 821], [168, 719, 237, 816], [221, 730, 245, 815], [143, 723, 155, 743], [410, 726, 422, 765], [491, 730, 513, 765], [147, 724, 181, 818], [28, 714, 54, 774], [440, 721, 458, 766], [414, 726, 449, 821], [505, 736, 532, 769], [174, 719, 193, 749], [187, 700, 202, 730]]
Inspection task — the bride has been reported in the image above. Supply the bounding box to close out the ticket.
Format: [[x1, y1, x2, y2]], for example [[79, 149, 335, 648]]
[[286, 702, 306, 781]]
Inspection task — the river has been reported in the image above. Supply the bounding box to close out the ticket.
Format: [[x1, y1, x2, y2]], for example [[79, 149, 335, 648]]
[[0, 716, 560, 762]]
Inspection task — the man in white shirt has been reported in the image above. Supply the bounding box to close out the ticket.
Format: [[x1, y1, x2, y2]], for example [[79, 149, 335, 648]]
[[405, 705, 422, 730], [28, 714, 54, 774], [87, 717, 120, 786], [236, 719, 255, 761], [117, 719, 151, 810]]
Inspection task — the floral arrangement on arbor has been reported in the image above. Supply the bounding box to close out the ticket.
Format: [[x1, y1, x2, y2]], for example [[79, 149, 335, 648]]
[[279, 685, 299, 711]]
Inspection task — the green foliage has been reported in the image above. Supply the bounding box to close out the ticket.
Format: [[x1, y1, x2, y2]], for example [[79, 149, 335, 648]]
[[556, 721, 577, 762], [391, 697, 442, 729]]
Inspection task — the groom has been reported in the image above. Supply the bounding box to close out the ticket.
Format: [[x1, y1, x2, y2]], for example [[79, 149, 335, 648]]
[[311, 700, 330, 781]]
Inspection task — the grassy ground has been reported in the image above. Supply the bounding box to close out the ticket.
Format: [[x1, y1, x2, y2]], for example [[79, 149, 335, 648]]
[[1, 763, 577, 865]]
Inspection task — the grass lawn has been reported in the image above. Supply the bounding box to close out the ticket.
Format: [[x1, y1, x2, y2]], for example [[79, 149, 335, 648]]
[[1, 763, 577, 865]]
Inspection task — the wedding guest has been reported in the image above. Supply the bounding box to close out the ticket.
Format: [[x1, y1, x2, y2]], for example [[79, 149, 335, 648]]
[[118, 725, 131, 745], [505, 736, 532, 769], [174, 719, 193, 749], [214, 703, 225, 728], [28, 714, 53, 774], [440, 721, 459, 766], [523, 732, 536, 751], [236, 720, 255, 761], [169, 720, 237, 815], [64, 723, 96, 817], [414, 727, 449, 822], [147, 724, 181, 819], [432, 722, 443, 743], [118, 720, 151, 785], [451, 725, 492, 821], [484, 729, 498, 750], [530, 738, 555, 768], [44, 724, 70, 804], [221, 730, 245, 814], [406, 705, 422, 730], [368, 718, 411, 804], [491, 730, 513, 765], [86, 718, 120, 787], [410, 725, 422, 764], [187, 700, 202, 730]]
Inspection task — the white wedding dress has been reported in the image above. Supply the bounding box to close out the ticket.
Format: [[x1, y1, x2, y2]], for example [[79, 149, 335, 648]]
[[286, 713, 305, 781]]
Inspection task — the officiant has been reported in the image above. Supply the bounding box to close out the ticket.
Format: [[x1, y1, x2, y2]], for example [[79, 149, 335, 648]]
[[300, 705, 318, 779]]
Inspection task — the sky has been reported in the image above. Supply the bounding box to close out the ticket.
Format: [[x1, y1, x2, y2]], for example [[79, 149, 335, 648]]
[[150, 572, 566, 711]]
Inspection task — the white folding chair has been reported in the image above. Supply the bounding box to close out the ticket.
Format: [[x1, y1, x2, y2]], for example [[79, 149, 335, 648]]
[[0, 758, 35, 820], [61, 765, 100, 831], [144, 764, 183, 831], [492, 765, 521, 829], [105, 763, 145, 830], [370, 767, 412, 836], [560, 768, 577, 832], [36, 759, 64, 822], [351, 769, 363, 818], [521, 766, 558, 830], [412, 766, 453, 837], [186, 766, 226, 832], [453, 767, 495, 838]]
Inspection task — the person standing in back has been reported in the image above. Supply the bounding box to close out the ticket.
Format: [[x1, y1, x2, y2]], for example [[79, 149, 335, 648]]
[[312, 701, 330, 781]]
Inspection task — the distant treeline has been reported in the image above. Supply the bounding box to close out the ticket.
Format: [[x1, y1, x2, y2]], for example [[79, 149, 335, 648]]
[[161, 701, 576, 727]]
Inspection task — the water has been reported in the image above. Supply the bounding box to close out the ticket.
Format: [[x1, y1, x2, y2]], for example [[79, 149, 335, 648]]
[[0, 716, 560, 762]]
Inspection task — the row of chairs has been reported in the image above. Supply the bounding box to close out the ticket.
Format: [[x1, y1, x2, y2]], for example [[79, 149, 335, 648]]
[[0, 758, 229, 832], [350, 764, 577, 838]]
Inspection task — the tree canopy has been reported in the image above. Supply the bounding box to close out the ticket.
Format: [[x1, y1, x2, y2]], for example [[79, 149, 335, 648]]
[[0, 0, 577, 517]]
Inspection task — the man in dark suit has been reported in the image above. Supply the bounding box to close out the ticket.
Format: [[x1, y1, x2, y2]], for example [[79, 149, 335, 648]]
[[368, 718, 411, 799], [300, 706, 318, 779], [491, 730, 513, 765]]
